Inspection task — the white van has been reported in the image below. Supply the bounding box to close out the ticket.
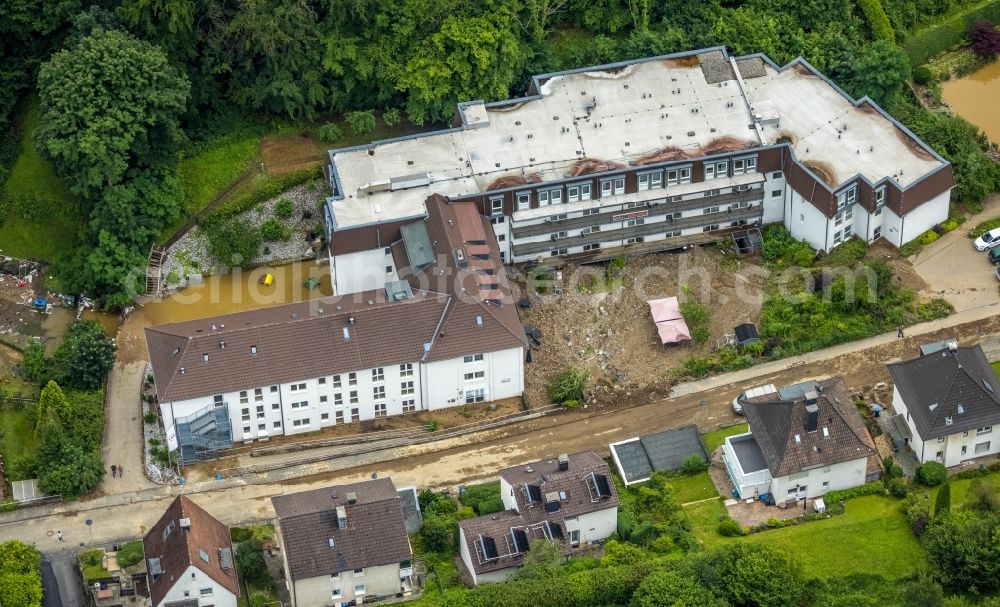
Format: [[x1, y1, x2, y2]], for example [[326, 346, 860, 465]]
[[731, 384, 777, 414]]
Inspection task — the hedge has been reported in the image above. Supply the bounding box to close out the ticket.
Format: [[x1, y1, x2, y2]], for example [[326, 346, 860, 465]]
[[206, 165, 322, 222], [860, 0, 895, 41], [824, 480, 885, 504], [903, 0, 1000, 66]]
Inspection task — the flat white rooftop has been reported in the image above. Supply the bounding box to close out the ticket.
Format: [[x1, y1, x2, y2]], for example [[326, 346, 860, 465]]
[[327, 48, 946, 229]]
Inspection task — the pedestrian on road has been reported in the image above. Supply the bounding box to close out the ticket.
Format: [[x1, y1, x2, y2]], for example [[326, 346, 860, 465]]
[[56, 530, 63, 542], [897, 324, 904, 338], [111, 464, 117, 478], [118, 464, 123, 477]]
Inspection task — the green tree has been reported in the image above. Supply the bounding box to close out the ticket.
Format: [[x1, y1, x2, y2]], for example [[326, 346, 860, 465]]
[[420, 513, 455, 553], [398, 11, 527, 124], [829, 40, 909, 107], [52, 320, 116, 390], [935, 482, 951, 516], [35, 381, 71, 433], [0, 540, 42, 607], [76, 230, 147, 309], [234, 539, 269, 586], [693, 543, 806, 607], [630, 569, 727, 607], [35, 29, 189, 198], [513, 540, 563, 580], [924, 511, 1000, 594], [37, 443, 105, 498], [21, 341, 49, 384], [90, 169, 183, 249], [204, 217, 262, 268]]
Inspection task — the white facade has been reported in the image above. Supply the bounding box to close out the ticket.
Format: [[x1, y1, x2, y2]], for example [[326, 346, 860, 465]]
[[498, 477, 618, 546], [288, 563, 406, 607], [155, 564, 238, 607], [722, 435, 772, 499], [892, 386, 1000, 467], [457, 528, 519, 586], [787, 188, 831, 251], [162, 348, 523, 449]]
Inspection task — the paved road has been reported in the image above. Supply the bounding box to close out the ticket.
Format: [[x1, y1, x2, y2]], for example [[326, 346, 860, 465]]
[[912, 193, 1000, 312], [4, 300, 999, 554], [41, 551, 85, 607], [101, 361, 156, 494]]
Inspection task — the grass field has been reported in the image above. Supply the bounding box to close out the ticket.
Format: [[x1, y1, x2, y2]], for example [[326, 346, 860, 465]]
[[668, 471, 719, 504], [702, 422, 749, 452], [0, 99, 80, 261], [691, 495, 926, 579], [0, 408, 39, 474], [992, 360, 1000, 379]]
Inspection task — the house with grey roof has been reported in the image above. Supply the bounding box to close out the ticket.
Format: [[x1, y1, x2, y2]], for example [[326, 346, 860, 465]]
[[887, 343, 1000, 467], [145, 196, 526, 464], [458, 451, 618, 585], [271, 478, 413, 606], [722, 377, 878, 502]]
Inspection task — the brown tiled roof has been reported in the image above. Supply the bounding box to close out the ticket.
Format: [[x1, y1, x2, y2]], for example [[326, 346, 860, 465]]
[[741, 377, 877, 477], [396, 195, 527, 362], [271, 478, 411, 581], [460, 451, 618, 576], [146, 290, 449, 403], [143, 496, 239, 606]]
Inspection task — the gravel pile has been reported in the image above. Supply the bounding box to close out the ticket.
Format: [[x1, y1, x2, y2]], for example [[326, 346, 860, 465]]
[[162, 180, 326, 289], [142, 364, 178, 485]]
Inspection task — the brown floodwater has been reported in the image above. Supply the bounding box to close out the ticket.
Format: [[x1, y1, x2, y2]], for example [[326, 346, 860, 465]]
[[941, 60, 1000, 143]]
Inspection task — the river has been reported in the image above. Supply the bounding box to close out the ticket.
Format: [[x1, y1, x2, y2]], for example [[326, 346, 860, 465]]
[[941, 59, 1000, 143]]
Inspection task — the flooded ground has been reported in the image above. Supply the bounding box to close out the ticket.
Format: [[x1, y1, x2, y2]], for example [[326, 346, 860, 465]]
[[942, 60, 1000, 143], [117, 259, 332, 362]]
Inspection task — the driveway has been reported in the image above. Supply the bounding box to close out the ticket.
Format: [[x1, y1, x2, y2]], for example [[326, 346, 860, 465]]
[[42, 551, 84, 607], [101, 361, 156, 495], [912, 194, 1000, 312]]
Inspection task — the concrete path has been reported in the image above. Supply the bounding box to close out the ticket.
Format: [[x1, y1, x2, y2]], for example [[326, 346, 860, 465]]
[[911, 193, 1000, 312], [100, 361, 155, 494]]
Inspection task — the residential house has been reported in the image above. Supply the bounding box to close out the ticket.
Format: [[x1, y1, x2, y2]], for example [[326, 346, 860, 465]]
[[887, 343, 1000, 467], [458, 451, 619, 585], [325, 47, 953, 283], [271, 478, 414, 606], [145, 196, 526, 464], [723, 377, 879, 501], [143, 496, 239, 607]]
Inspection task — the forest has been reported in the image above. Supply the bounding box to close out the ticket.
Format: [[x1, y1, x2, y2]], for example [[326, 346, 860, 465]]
[[0, 0, 997, 307]]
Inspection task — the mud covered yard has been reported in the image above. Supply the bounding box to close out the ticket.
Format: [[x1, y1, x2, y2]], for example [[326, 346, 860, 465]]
[[516, 246, 767, 406]]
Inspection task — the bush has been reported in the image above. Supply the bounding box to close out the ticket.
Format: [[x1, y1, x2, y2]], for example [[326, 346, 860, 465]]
[[970, 20, 1000, 57], [916, 461, 947, 487], [143, 412, 158, 424], [547, 366, 588, 404], [762, 225, 815, 268], [260, 217, 291, 241], [681, 455, 708, 475], [115, 541, 144, 568], [859, 0, 894, 41], [912, 65, 933, 85], [940, 216, 960, 232], [824, 480, 885, 503], [917, 229, 939, 245], [52, 321, 116, 390], [888, 477, 910, 498], [902, 493, 931, 536], [383, 108, 401, 127], [883, 456, 903, 480], [274, 197, 294, 219], [970, 216, 1000, 239], [679, 285, 711, 345], [460, 482, 502, 514], [717, 517, 743, 537], [316, 122, 343, 142], [935, 482, 951, 516], [235, 539, 269, 586], [345, 110, 376, 135], [903, 2, 1000, 66], [203, 216, 261, 268]]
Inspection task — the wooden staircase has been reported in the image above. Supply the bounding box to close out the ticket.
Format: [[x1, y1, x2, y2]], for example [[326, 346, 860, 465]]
[[145, 247, 166, 297]]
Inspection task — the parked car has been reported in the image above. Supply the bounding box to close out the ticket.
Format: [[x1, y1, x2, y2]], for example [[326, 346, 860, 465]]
[[989, 248, 1000, 265], [732, 384, 777, 414], [974, 227, 1000, 251]]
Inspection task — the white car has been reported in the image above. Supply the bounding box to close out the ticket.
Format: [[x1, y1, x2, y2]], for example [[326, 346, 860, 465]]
[[974, 227, 1000, 251], [731, 384, 777, 414]]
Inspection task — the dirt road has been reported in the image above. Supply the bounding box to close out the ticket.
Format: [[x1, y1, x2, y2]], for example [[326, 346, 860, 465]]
[[100, 362, 155, 494]]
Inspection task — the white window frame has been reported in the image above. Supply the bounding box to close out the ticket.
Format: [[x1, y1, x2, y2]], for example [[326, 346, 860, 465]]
[[600, 179, 613, 197], [550, 188, 562, 204], [538, 190, 550, 206], [464, 370, 485, 381], [402, 399, 416, 412], [516, 191, 530, 211], [401, 381, 414, 395], [639, 170, 662, 191], [567, 185, 580, 202], [355, 584, 366, 596], [374, 402, 387, 418], [579, 182, 592, 200], [875, 187, 886, 216], [332, 374, 342, 389], [464, 353, 484, 363], [978, 426, 993, 435], [399, 363, 413, 377], [489, 196, 504, 216], [465, 387, 486, 404], [373, 385, 385, 401], [583, 243, 601, 252], [732, 156, 757, 176], [372, 367, 384, 382]]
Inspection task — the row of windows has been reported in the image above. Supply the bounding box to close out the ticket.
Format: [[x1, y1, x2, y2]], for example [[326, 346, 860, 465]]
[[547, 222, 746, 257]]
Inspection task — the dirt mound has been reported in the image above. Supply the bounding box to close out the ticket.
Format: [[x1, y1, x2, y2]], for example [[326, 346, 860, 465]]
[[261, 135, 322, 175]]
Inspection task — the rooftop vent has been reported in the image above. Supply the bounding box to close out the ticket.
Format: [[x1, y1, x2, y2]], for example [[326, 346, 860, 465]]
[[179, 518, 191, 530], [219, 341, 225, 349], [946, 416, 954, 425], [948, 340, 959, 352], [180, 367, 186, 375], [348, 316, 355, 324], [347, 492, 357, 505], [929, 403, 939, 412], [202, 354, 209, 362], [557, 453, 569, 471], [544, 492, 561, 513], [958, 404, 966, 414], [794, 433, 801, 444], [172, 348, 180, 356], [475, 315, 483, 326]]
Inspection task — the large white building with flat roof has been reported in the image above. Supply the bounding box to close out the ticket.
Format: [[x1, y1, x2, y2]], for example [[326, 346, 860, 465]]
[[324, 47, 953, 292]]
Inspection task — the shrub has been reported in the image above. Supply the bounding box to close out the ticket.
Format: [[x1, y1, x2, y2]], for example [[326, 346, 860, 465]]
[[940, 217, 960, 233], [383, 108, 401, 127], [679, 285, 711, 345], [461, 482, 501, 514], [969, 216, 1000, 239], [316, 122, 343, 142], [883, 455, 903, 480], [762, 224, 815, 268], [917, 229, 939, 245], [970, 21, 1000, 57], [345, 110, 376, 134], [425, 419, 439, 431], [888, 477, 910, 498], [143, 412, 158, 424], [916, 461, 947, 486], [547, 366, 588, 404], [902, 493, 931, 536], [203, 216, 261, 267], [260, 218, 291, 241], [681, 455, 709, 475], [717, 517, 743, 537], [274, 197, 294, 219], [825, 480, 885, 503], [935, 482, 951, 516], [116, 541, 144, 568], [912, 65, 933, 85], [859, 0, 894, 41]]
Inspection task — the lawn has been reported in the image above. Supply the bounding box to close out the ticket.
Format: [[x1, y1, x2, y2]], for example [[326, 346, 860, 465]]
[[668, 472, 719, 504], [116, 540, 144, 568], [0, 98, 81, 261], [0, 407, 39, 476], [702, 422, 749, 452], [80, 549, 111, 581], [177, 135, 261, 220], [991, 360, 1000, 379], [692, 495, 925, 579]]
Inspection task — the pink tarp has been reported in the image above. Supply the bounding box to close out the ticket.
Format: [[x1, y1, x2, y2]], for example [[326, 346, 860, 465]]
[[648, 296, 691, 345]]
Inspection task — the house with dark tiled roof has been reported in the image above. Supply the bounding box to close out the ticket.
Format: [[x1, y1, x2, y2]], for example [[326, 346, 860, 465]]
[[722, 377, 879, 502], [271, 478, 413, 606], [142, 496, 239, 607], [458, 451, 618, 585], [145, 196, 526, 464], [888, 343, 1000, 467]]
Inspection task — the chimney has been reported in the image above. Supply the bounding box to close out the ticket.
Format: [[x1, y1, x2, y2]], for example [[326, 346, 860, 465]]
[[346, 492, 357, 505], [336, 506, 347, 529], [805, 402, 819, 433], [557, 454, 569, 471], [179, 518, 191, 531], [948, 340, 958, 352]]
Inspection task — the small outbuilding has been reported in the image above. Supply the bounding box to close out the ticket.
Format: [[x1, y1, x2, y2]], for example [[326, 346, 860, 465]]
[[734, 323, 760, 347]]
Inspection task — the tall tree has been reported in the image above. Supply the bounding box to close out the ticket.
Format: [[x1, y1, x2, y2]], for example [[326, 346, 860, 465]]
[[35, 28, 190, 198], [52, 319, 116, 390], [90, 169, 183, 250], [828, 39, 909, 107], [35, 381, 72, 434]]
